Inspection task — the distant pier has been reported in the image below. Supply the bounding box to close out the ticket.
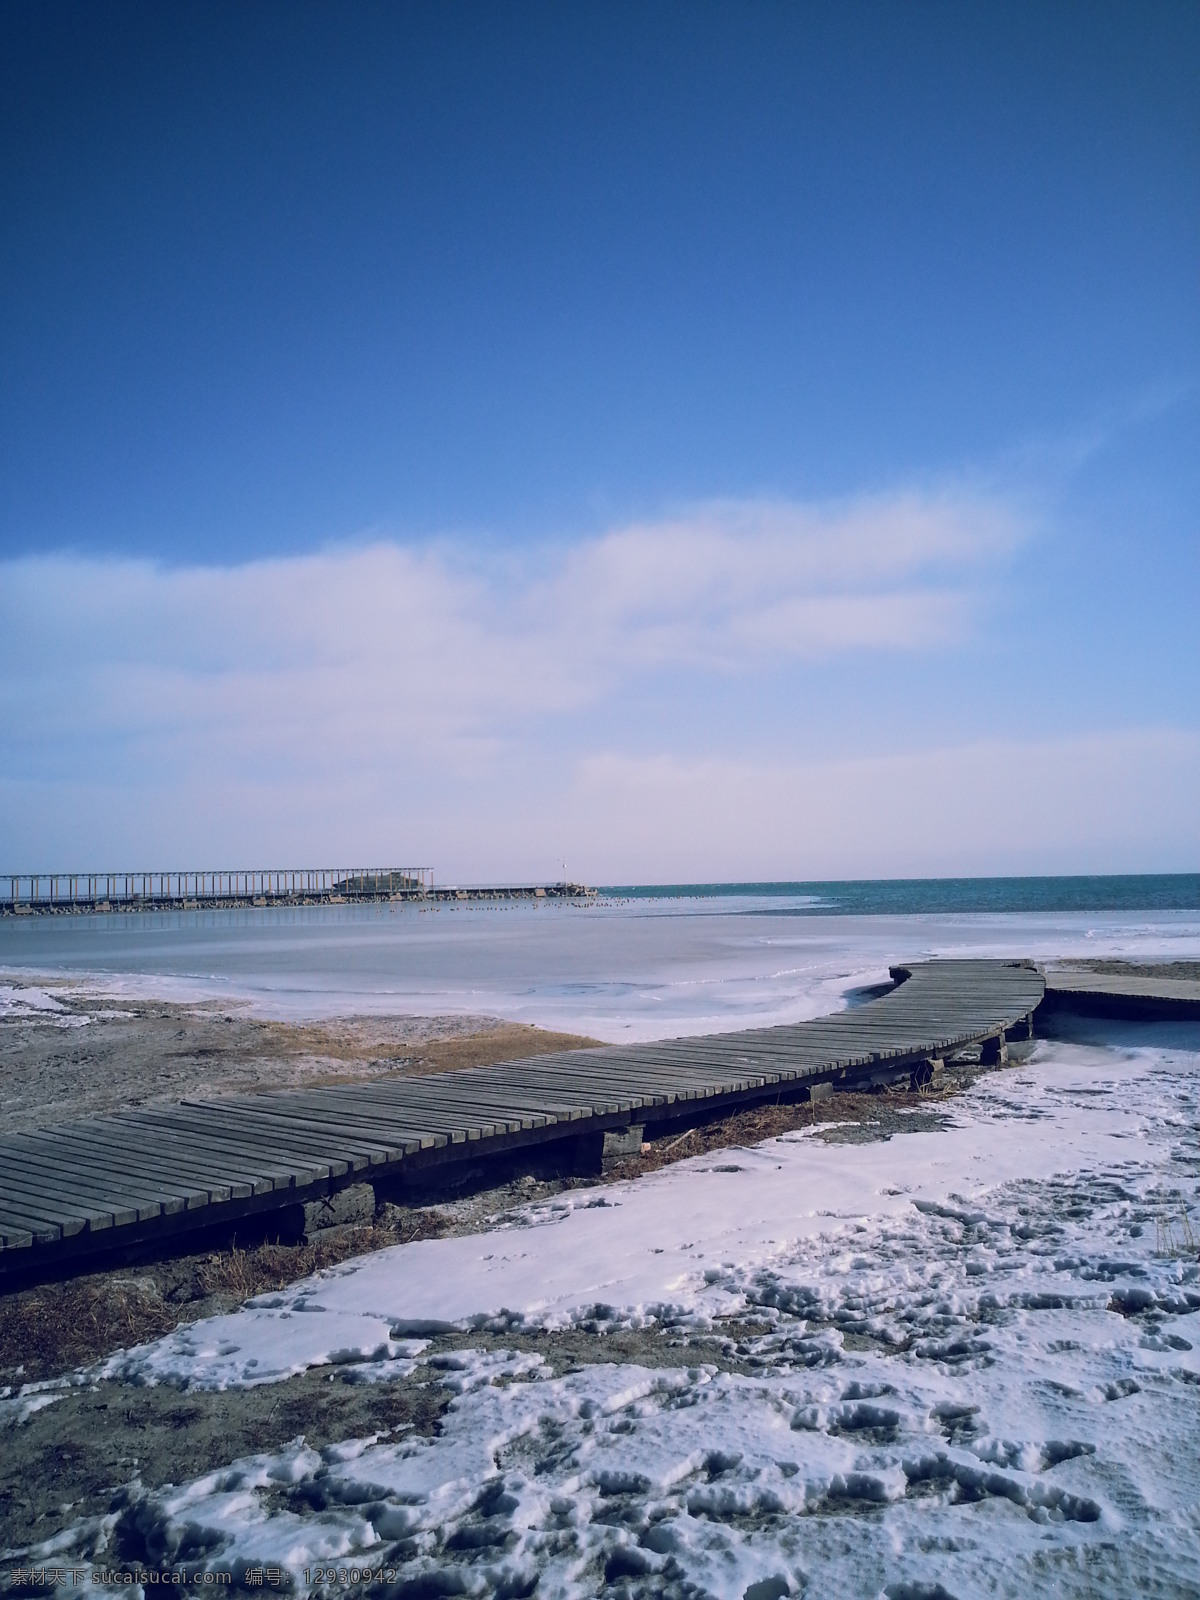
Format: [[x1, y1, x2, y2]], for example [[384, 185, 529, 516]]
[[1, 867, 595, 915]]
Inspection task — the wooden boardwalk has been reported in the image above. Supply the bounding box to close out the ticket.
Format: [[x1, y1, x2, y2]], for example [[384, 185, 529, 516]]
[[0, 958, 1044, 1277], [1042, 964, 1200, 1020]]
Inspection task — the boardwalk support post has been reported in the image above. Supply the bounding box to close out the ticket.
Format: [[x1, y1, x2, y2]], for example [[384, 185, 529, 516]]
[[980, 1033, 1009, 1066], [910, 1056, 944, 1092], [601, 1125, 644, 1170], [302, 1183, 376, 1237]]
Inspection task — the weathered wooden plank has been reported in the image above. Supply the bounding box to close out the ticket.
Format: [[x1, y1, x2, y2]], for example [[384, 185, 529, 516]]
[[0, 1208, 42, 1246], [95, 1122, 283, 1194], [29, 1128, 214, 1213], [200, 1097, 467, 1151], [89, 1117, 257, 1200], [16, 1127, 298, 1219], [315, 1086, 575, 1133], [275, 1093, 549, 1142], [204, 1094, 454, 1145], [330, 1081, 571, 1124], [181, 1104, 412, 1163], [432, 1067, 653, 1107], [280, 1087, 528, 1137], [1, 1149, 163, 1224], [81, 1108, 298, 1186], [29, 1139, 217, 1209], [109, 1108, 349, 1183], [466, 1057, 711, 1097], [0, 1186, 100, 1235], [126, 1099, 367, 1166], [171, 1101, 401, 1162], [1, 1170, 140, 1229], [190, 1101, 439, 1158]]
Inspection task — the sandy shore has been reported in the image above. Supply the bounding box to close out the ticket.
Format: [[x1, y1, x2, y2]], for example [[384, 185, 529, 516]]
[[0, 980, 600, 1133], [1049, 959, 1200, 980]]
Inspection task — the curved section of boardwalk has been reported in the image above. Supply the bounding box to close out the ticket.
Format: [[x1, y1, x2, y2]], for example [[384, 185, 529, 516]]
[[0, 959, 1044, 1276], [1041, 964, 1200, 1019]]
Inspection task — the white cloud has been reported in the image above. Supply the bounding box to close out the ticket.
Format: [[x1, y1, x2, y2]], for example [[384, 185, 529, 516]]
[[564, 729, 1200, 882], [18, 484, 1191, 879], [0, 486, 1023, 767], [540, 490, 1022, 667]]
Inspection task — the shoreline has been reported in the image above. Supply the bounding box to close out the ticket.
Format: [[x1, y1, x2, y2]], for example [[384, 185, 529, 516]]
[[0, 983, 601, 1135]]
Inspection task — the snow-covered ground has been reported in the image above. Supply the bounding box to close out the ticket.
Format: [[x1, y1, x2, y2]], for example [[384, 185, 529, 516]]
[[26, 1016, 1200, 1599]]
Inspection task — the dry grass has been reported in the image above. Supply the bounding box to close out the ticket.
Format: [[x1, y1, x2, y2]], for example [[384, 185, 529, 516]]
[[628, 1081, 954, 1173], [391, 1024, 603, 1079], [191, 1212, 452, 1298], [0, 1215, 453, 1388], [256, 1022, 604, 1090], [0, 1276, 181, 1385], [1155, 1210, 1198, 1260]]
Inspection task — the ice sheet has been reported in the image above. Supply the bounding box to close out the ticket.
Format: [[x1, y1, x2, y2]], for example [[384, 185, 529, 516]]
[[3, 896, 1199, 1039]]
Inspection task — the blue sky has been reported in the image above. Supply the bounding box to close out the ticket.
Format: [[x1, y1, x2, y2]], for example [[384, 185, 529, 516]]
[[1, 2, 1197, 880]]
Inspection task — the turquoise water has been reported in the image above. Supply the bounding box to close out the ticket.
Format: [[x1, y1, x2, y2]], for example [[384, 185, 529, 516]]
[[605, 874, 1200, 913]]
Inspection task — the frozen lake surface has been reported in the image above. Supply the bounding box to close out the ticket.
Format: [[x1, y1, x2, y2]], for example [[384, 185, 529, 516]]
[[2, 889, 1199, 1041]]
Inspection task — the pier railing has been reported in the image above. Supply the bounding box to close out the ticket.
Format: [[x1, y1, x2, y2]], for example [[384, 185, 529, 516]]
[[1, 868, 595, 914], [3, 867, 432, 913]]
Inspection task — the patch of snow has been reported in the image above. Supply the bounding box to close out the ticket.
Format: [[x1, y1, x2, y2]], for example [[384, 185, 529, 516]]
[[0, 982, 92, 1028], [68, 1031, 1200, 1596], [0, 982, 69, 1015], [0, 1388, 65, 1426], [100, 1317, 428, 1392]]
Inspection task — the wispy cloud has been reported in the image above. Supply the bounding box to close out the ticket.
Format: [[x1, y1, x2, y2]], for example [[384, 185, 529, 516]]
[[21, 483, 1162, 874], [0, 486, 1025, 767], [539, 490, 1022, 667]]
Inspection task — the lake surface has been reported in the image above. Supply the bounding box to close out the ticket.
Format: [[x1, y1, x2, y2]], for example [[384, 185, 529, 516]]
[[2, 876, 1198, 1041]]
